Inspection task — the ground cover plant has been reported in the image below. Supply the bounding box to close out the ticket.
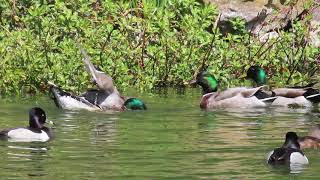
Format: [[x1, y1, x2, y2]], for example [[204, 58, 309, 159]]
[[0, 0, 319, 96]]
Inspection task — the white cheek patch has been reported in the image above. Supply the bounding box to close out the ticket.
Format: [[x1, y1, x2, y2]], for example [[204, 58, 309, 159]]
[[7, 128, 50, 142]]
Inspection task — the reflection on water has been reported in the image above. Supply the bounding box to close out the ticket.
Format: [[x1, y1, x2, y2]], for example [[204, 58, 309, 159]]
[[0, 91, 320, 179], [4, 142, 50, 177]]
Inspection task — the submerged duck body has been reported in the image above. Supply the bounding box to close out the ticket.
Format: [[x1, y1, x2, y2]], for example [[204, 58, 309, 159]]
[[246, 66, 320, 107], [267, 132, 309, 166], [0, 107, 53, 142], [194, 71, 276, 110]]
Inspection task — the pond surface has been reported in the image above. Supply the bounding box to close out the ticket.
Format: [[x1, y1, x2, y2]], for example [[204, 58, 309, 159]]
[[1, 89, 320, 179]]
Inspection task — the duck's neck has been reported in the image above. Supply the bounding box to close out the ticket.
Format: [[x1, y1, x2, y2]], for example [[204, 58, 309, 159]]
[[283, 139, 300, 150], [200, 85, 217, 95]]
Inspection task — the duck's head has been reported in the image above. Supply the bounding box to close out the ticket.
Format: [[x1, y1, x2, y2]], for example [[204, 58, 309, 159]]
[[29, 107, 47, 129], [124, 98, 147, 110], [246, 66, 267, 86], [283, 132, 300, 149], [195, 71, 218, 94]]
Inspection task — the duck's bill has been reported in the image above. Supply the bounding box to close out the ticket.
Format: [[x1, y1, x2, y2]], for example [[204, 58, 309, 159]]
[[48, 120, 54, 125]]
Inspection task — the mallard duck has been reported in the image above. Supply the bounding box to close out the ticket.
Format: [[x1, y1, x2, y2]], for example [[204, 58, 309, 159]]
[[246, 66, 320, 107], [267, 132, 309, 166], [49, 83, 146, 111], [0, 107, 53, 142], [194, 71, 276, 109], [49, 45, 147, 111]]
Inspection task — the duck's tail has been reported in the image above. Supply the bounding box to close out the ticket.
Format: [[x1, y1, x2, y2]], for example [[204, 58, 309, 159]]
[[48, 82, 63, 108], [303, 88, 320, 103], [260, 96, 278, 103]]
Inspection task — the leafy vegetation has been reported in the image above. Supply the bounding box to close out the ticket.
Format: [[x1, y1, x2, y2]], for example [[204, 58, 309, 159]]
[[0, 0, 319, 96]]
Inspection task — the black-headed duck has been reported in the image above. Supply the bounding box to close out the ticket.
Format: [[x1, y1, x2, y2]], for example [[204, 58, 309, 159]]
[[0, 107, 53, 142]]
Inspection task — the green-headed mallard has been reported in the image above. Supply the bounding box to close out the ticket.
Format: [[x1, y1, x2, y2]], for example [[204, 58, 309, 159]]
[[194, 71, 276, 109], [246, 66, 320, 107], [49, 45, 147, 111]]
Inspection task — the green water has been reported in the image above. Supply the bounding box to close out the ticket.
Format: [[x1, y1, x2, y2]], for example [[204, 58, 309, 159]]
[[1, 90, 320, 179]]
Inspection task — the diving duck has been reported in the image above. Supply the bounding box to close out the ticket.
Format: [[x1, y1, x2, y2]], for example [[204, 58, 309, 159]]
[[49, 45, 147, 111], [194, 71, 276, 109], [246, 66, 320, 107], [0, 107, 53, 142], [267, 132, 309, 166]]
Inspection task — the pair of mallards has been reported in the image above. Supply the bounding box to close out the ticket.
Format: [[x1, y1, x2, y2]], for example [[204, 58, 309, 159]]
[[50, 45, 147, 112], [194, 66, 320, 110]]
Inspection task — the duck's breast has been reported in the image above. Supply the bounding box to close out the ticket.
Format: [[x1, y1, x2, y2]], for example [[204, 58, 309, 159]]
[[99, 93, 125, 111]]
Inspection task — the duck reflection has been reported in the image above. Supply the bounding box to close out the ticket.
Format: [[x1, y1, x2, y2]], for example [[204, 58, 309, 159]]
[[6, 142, 50, 177]]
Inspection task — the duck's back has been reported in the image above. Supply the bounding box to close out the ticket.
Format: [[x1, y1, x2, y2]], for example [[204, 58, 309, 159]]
[[271, 96, 312, 107], [207, 94, 266, 109]]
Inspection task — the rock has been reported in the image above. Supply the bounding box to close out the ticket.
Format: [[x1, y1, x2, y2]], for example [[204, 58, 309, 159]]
[[259, 31, 279, 43], [310, 5, 320, 47], [205, 0, 320, 47]]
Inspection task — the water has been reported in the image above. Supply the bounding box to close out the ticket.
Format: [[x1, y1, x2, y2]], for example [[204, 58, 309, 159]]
[[1, 90, 320, 179]]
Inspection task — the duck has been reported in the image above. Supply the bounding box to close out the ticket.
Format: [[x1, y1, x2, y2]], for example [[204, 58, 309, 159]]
[[49, 44, 146, 111], [298, 125, 320, 149], [267, 132, 309, 166], [49, 82, 147, 111], [193, 71, 277, 109], [246, 65, 320, 107], [0, 107, 53, 142]]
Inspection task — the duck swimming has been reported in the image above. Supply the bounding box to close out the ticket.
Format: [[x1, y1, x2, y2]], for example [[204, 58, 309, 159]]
[[298, 125, 320, 149], [267, 132, 309, 166], [194, 71, 276, 109], [246, 66, 320, 107], [49, 45, 147, 111], [49, 83, 147, 111], [0, 107, 53, 142]]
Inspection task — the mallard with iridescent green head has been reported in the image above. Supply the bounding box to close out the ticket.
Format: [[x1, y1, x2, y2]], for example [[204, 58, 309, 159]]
[[193, 71, 276, 110], [246, 66, 320, 107]]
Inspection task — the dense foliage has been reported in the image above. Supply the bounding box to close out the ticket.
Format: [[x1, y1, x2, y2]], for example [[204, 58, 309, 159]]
[[0, 0, 319, 96]]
